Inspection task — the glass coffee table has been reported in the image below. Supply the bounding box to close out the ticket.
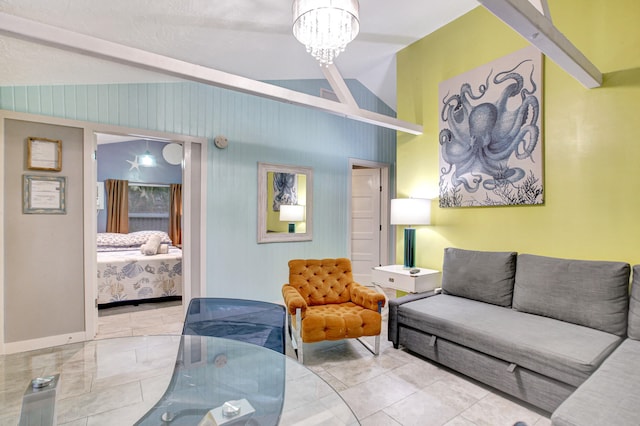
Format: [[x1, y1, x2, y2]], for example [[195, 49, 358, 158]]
[[2, 335, 358, 425]]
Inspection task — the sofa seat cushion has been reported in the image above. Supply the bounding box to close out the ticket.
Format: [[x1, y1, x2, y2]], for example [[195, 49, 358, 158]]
[[398, 294, 622, 387], [297, 302, 382, 343], [551, 339, 640, 426]]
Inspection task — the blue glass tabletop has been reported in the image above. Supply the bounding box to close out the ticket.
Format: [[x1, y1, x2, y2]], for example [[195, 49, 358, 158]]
[[4, 335, 359, 425]]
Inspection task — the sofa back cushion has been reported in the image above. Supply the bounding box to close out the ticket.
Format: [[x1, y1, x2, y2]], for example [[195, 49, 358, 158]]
[[441, 248, 517, 307], [513, 254, 630, 336], [288, 258, 353, 306], [628, 265, 640, 340]]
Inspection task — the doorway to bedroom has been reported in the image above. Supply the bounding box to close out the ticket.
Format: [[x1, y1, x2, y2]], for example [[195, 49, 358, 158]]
[[95, 132, 187, 322], [0, 110, 206, 352]]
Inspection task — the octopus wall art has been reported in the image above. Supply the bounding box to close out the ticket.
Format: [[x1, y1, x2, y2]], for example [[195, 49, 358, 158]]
[[272, 172, 298, 211], [439, 45, 543, 207]]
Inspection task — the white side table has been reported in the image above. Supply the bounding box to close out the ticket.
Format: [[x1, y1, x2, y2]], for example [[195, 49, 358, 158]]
[[372, 265, 441, 293]]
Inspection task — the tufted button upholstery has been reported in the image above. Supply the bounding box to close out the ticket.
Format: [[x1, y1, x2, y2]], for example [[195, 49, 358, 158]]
[[288, 258, 353, 306], [300, 303, 382, 342], [282, 258, 386, 344]]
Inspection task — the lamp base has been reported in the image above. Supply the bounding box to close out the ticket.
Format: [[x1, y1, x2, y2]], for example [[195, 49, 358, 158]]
[[288, 223, 295, 233], [403, 228, 416, 269]]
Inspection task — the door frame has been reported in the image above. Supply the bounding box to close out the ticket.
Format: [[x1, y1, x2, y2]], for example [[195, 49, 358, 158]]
[[347, 158, 392, 268], [89, 124, 207, 338]]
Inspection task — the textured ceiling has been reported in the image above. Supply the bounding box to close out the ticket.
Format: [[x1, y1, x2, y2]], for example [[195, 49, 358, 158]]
[[0, 0, 479, 110]]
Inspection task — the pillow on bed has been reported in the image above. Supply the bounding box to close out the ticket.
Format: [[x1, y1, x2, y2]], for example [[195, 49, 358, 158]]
[[141, 234, 162, 255], [97, 231, 172, 248]]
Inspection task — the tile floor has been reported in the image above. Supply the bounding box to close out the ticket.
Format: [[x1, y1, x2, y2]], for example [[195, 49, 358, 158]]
[[92, 302, 552, 426]]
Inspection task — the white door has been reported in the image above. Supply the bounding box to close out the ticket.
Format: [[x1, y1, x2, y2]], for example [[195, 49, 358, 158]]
[[351, 168, 381, 285]]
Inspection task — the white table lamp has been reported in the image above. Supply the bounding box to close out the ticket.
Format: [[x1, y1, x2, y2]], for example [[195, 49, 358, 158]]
[[390, 198, 431, 268], [280, 204, 305, 233]]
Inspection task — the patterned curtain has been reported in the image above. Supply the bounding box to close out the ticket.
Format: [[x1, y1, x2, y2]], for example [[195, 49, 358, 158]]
[[105, 179, 129, 233], [169, 183, 182, 246]]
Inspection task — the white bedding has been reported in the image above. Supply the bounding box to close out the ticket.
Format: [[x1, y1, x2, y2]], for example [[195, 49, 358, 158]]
[[97, 247, 182, 305]]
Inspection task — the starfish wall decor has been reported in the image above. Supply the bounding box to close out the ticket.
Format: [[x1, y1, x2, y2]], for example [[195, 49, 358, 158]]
[[126, 155, 140, 171]]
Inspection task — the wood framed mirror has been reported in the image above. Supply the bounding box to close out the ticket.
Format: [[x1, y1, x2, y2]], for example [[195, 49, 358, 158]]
[[257, 162, 313, 243]]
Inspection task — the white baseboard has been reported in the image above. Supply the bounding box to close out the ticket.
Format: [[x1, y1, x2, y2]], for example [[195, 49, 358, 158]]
[[2, 331, 89, 355]]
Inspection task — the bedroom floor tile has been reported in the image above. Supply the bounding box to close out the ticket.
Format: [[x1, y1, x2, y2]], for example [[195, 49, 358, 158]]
[[88, 302, 552, 426]]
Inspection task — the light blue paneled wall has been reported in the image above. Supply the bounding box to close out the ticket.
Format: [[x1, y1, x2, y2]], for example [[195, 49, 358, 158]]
[[0, 80, 396, 302]]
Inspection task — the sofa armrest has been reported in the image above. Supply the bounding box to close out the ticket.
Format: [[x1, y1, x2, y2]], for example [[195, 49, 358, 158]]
[[350, 282, 386, 311], [388, 290, 438, 348], [389, 290, 438, 308], [282, 285, 308, 317]]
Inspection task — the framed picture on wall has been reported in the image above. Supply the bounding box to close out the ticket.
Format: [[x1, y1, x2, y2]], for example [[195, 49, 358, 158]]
[[23, 175, 67, 214], [438, 45, 544, 207], [27, 137, 62, 171]]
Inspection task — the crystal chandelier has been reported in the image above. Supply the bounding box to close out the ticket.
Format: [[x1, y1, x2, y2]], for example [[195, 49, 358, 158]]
[[292, 0, 360, 66]]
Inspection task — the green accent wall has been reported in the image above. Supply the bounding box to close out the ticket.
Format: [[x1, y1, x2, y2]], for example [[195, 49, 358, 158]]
[[396, 0, 640, 269]]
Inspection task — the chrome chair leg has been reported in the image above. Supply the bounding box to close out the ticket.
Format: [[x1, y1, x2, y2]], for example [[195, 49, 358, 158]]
[[288, 308, 304, 364], [356, 334, 380, 356]]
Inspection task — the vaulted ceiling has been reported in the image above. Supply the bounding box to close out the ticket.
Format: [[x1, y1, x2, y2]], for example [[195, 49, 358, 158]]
[[0, 0, 479, 111]]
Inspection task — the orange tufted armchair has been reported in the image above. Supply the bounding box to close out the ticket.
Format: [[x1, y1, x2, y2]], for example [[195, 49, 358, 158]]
[[282, 258, 386, 363]]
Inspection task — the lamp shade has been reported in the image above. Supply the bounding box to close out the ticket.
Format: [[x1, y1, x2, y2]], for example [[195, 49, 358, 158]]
[[279, 204, 305, 222], [390, 198, 431, 226], [139, 150, 156, 167], [139, 140, 156, 167]]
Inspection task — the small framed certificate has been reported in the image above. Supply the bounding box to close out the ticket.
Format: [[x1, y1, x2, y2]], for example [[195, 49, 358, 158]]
[[27, 137, 62, 171], [23, 175, 67, 214]]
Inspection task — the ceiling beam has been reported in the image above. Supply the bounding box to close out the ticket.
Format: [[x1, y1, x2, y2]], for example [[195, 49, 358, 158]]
[[478, 0, 602, 88], [528, 0, 551, 20], [321, 65, 359, 108], [0, 12, 422, 135]]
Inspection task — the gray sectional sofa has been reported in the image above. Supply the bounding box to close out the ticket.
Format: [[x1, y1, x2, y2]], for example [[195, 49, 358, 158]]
[[388, 248, 640, 425]]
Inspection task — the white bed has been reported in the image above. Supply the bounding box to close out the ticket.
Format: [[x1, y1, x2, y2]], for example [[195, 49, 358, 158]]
[[96, 231, 183, 305]]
